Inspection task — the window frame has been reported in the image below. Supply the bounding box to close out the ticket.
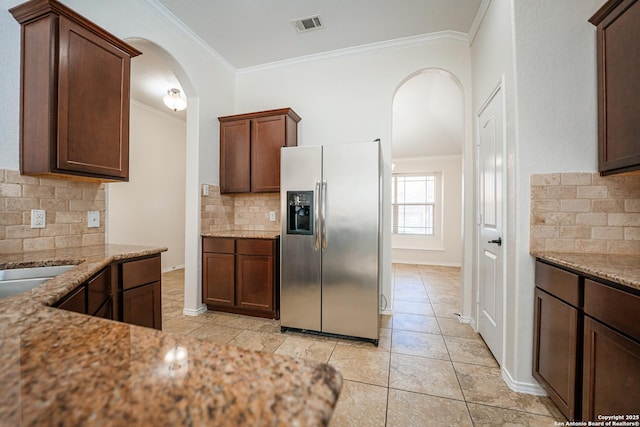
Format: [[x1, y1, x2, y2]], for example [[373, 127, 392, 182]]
[[391, 173, 441, 237]]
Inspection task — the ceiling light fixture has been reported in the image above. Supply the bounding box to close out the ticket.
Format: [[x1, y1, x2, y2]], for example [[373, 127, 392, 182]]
[[163, 88, 187, 112]]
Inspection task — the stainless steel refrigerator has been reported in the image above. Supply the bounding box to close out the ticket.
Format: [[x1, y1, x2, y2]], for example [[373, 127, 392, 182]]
[[280, 141, 381, 345]]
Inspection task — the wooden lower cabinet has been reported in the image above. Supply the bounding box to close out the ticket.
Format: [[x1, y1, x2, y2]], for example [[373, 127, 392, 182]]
[[582, 317, 640, 420], [202, 236, 279, 319], [118, 255, 162, 330], [533, 288, 579, 420], [237, 254, 273, 312], [534, 260, 640, 421], [56, 285, 87, 314], [54, 254, 162, 329], [56, 267, 111, 317], [203, 252, 235, 306], [122, 282, 161, 330]]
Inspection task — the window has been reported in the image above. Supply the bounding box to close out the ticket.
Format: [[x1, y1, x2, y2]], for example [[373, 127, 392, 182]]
[[392, 174, 438, 235]]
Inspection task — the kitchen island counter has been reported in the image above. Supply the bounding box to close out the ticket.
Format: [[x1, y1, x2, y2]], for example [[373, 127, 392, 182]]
[[531, 251, 640, 291], [0, 244, 341, 426]]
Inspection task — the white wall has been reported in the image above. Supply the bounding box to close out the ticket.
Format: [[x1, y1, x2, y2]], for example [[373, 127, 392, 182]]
[[392, 156, 462, 266], [471, 0, 606, 393], [1, 0, 236, 315], [107, 102, 186, 272], [235, 39, 473, 312]]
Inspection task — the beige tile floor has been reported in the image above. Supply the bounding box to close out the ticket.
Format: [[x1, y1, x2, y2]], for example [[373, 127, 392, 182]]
[[161, 264, 564, 426]]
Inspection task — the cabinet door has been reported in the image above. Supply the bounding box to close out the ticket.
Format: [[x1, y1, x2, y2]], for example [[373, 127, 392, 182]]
[[93, 298, 113, 320], [57, 16, 130, 179], [220, 120, 251, 193], [236, 254, 273, 312], [533, 288, 579, 420], [202, 253, 235, 306], [583, 316, 640, 420], [251, 115, 285, 192], [591, 0, 640, 175], [87, 267, 110, 316], [122, 282, 161, 330], [56, 285, 86, 314]]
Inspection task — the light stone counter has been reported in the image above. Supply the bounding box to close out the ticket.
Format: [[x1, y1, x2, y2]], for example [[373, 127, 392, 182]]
[[0, 244, 341, 426], [202, 230, 280, 239], [531, 251, 640, 291]]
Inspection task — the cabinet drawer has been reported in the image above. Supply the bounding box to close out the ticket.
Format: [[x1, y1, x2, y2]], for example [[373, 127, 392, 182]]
[[236, 239, 274, 256], [121, 256, 161, 290], [203, 238, 235, 254], [87, 268, 110, 315], [584, 279, 640, 341], [535, 261, 580, 306]]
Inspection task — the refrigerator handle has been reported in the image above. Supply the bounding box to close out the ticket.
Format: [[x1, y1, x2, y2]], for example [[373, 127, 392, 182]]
[[321, 179, 327, 250], [314, 180, 321, 251]]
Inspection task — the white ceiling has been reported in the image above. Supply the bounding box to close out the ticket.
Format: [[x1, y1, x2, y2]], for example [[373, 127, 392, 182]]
[[154, 0, 482, 69], [131, 0, 484, 157]]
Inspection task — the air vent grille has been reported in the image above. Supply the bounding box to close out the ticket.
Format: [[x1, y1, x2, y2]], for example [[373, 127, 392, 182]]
[[292, 15, 324, 33]]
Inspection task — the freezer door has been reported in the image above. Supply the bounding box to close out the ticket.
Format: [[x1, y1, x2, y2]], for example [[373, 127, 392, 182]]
[[321, 142, 380, 340], [280, 146, 323, 331]]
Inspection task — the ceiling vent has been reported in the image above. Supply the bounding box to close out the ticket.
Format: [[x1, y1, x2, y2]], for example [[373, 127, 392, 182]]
[[292, 15, 324, 33]]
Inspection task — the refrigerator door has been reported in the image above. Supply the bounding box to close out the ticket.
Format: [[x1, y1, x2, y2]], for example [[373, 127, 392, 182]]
[[280, 146, 323, 331], [321, 142, 380, 340]]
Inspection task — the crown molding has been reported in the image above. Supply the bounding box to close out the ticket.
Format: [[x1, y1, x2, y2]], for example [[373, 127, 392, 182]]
[[236, 31, 470, 77], [468, 0, 492, 46], [144, 0, 235, 74]]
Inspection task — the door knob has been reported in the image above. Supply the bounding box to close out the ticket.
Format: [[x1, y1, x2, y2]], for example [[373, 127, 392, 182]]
[[488, 237, 502, 246]]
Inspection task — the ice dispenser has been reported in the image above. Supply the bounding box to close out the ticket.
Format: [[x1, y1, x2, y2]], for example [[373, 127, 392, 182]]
[[286, 191, 313, 235]]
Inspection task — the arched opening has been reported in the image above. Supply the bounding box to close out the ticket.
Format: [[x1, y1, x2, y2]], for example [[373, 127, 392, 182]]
[[391, 69, 465, 266], [106, 38, 194, 319]]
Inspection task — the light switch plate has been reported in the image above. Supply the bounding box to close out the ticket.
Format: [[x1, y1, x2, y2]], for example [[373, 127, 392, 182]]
[[269, 211, 276, 221], [87, 211, 100, 228], [31, 209, 46, 228], [202, 184, 209, 196]]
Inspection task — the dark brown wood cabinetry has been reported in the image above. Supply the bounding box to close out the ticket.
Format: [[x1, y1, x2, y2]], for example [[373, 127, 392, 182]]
[[590, 0, 640, 175], [55, 254, 162, 330], [56, 267, 112, 319], [582, 279, 640, 420], [10, 0, 141, 182], [202, 236, 279, 319], [534, 260, 640, 421], [533, 262, 580, 420], [118, 255, 162, 330], [219, 109, 300, 194]]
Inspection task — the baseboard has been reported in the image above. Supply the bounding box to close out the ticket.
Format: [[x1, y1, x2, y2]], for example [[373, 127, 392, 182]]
[[162, 264, 185, 273], [501, 366, 547, 396], [183, 304, 207, 317], [457, 314, 478, 332]]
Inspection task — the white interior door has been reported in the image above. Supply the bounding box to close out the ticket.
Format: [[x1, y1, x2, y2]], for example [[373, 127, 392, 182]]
[[477, 82, 504, 365]]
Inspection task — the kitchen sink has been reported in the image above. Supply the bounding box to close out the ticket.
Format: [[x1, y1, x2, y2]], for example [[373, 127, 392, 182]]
[[0, 265, 76, 298]]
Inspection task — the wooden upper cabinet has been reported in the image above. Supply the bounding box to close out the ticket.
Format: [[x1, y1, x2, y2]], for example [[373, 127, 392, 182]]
[[590, 0, 640, 175], [219, 108, 300, 194], [220, 120, 251, 193], [10, 0, 141, 182]]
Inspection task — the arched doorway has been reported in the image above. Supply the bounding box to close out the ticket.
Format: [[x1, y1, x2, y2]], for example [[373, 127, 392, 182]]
[[391, 69, 464, 267]]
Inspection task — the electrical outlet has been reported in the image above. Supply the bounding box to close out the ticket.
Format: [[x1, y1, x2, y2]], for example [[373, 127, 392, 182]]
[[87, 211, 100, 228], [202, 184, 209, 196], [269, 211, 276, 221], [31, 209, 46, 228]]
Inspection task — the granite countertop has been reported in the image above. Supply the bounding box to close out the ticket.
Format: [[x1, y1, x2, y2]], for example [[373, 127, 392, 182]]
[[202, 230, 280, 239], [531, 251, 640, 291], [0, 244, 341, 426]]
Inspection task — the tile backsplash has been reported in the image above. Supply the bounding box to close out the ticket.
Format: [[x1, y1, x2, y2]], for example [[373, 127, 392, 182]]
[[0, 169, 105, 254], [530, 172, 640, 255], [201, 184, 280, 233]]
